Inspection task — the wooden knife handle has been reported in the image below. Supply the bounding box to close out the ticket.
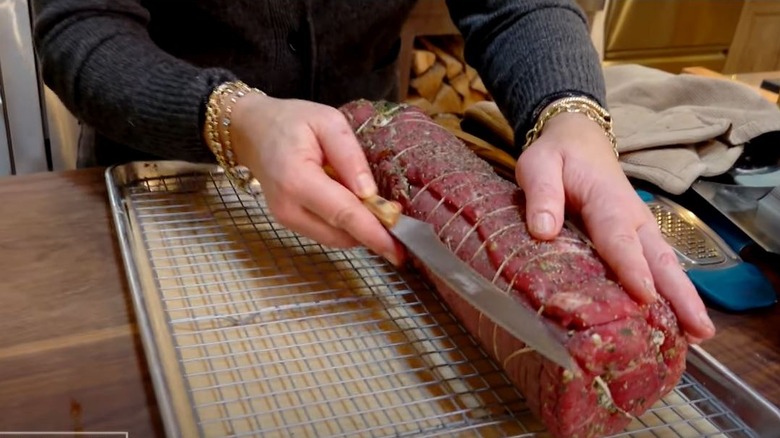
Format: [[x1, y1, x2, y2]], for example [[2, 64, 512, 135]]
[[361, 195, 401, 228], [323, 164, 401, 228]]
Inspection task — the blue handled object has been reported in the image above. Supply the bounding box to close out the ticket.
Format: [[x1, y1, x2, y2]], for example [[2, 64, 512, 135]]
[[635, 188, 655, 203], [635, 187, 776, 311], [688, 264, 777, 311]]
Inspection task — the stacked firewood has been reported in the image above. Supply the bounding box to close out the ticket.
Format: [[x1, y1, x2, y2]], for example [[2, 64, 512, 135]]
[[403, 36, 492, 129]]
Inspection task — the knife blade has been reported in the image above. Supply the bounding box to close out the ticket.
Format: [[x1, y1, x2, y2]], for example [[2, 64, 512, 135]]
[[362, 195, 576, 371], [691, 179, 780, 255], [694, 180, 774, 203]]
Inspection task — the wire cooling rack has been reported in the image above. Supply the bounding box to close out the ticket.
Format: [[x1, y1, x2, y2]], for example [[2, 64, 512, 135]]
[[107, 162, 770, 438]]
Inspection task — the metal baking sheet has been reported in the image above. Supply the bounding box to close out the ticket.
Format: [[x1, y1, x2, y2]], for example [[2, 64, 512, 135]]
[[106, 160, 780, 438]]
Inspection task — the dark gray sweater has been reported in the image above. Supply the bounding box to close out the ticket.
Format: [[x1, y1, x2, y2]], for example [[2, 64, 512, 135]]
[[31, 0, 606, 165]]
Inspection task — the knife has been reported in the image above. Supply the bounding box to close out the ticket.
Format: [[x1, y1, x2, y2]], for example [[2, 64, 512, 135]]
[[361, 194, 576, 372], [693, 180, 774, 205], [692, 179, 780, 255]]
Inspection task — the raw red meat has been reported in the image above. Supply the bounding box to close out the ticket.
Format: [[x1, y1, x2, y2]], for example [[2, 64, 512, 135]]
[[339, 100, 687, 438]]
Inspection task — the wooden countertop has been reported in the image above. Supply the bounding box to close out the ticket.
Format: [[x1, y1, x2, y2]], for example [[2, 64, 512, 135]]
[[0, 169, 164, 436], [0, 168, 778, 435]]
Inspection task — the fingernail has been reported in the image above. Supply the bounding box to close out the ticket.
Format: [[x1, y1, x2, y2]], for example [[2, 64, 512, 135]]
[[699, 310, 716, 334], [532, 212, 554, 235], [687, 335, 704, 345], [383, 251, 399, 266], [644, 278, 658, 302], [355, 172, 377, 199]]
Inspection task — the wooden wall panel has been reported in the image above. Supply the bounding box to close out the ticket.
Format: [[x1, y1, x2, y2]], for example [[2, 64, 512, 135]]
[[724, 1, 780, 74]]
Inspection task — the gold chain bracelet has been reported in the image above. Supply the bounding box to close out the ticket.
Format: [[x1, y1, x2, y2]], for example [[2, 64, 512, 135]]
[[522, 96, 619, 159], [203, 80, 266, 194]]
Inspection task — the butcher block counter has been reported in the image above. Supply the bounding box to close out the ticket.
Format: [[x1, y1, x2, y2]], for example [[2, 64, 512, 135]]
[[0, 167, 779, 436]]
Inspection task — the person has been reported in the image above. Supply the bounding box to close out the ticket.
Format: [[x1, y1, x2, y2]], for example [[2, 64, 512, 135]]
[[31, 0, 715, 342]]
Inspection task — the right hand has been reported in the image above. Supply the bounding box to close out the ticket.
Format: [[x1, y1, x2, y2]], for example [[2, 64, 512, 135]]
[[516, 112, 715, 343], [227, 92, 403, 266]]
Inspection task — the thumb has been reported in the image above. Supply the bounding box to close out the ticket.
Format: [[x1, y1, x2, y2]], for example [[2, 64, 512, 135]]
[[515, 149, 566, 240]]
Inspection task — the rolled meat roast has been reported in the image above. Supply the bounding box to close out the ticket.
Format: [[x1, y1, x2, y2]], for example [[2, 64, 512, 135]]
[[339, 100, 687, 438]]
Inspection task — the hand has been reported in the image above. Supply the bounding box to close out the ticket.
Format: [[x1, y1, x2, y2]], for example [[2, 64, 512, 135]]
[[515, 112, 716, 343], [228, 93, 403, 265]]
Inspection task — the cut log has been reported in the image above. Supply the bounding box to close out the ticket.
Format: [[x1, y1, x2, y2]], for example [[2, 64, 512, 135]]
[[465, 65, 479, 82], [442, 37, 465, 64], [432, 112, 462, 131], [462, 100, 515, 149], [412, 50, 437, 76], [404, 94, 434, 114], [470, 75, 488, 95], [410, 62, 447, 101], [420, 38, 464, 79], [450, 72, 471, 98], [430, 84, 462, 115], [462, 90, 489, 113]]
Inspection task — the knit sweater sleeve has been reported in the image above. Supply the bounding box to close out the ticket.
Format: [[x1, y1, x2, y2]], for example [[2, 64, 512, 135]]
[[445, 0, 607, 151], [31, 0, 238, 162]]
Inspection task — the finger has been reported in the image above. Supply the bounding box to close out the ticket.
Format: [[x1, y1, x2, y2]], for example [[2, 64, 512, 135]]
[[638, 222, 716, 340], [293, 163, 401, 265], [310, 109, 377, 199], [278, 205, 360, 248], [582, 202, 658, 304], [686, 334, 705, 345], [270, 199, 405, 266], [516, 148, 565, 240]]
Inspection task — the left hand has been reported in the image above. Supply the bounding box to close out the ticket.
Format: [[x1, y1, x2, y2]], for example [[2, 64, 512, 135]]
[[227, 94, 403, 266], [515, 111, 716, 343]]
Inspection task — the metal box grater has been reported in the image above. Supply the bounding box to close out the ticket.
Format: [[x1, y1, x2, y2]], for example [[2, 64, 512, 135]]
[[638, 190, 776, 311], [647, 201, 736, 269]]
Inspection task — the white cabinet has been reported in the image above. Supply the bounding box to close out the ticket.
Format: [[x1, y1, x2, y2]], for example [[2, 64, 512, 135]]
[[0, 0, 48, 175], [0, 0, 79, 176]]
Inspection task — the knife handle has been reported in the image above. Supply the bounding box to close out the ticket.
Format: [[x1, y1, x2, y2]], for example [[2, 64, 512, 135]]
[[362, 195, 401, 228], [323, 165, 401, 228]]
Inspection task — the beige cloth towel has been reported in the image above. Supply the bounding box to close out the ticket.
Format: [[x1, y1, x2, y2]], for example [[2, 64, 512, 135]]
[[605, 64, 780, 194], [462, 64, 780, 195]]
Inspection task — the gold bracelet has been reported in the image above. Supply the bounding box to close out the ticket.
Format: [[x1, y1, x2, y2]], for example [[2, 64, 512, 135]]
[[522, 96, 619, 159], [203, 80, 266, 194]]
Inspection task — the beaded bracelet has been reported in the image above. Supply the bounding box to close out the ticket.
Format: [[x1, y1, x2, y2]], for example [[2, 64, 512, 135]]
[[522, 96, 619, 159], [203, 80, 266, 195]]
